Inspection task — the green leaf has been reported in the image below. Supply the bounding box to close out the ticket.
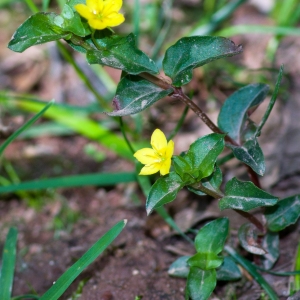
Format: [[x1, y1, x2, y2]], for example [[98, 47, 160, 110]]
[[86, 34, 159, 75], [187, 218, 229, 270], [216, 257, 242, 281], [228, 137, 265, 176], [40, 220, 126, 300], [188, 165, 222, 196], [67, 0, 86, 9], [238, 223, 266, 255], [195, 218, 229, 254], [265, 195, 300, 232], [168, 256, 191, 278], [218, 84, 269, 142], [0, 228, 18, 300], [53, 4, 89, 37], [8, 13, 71, 52], [219, 178, 278, 211], [184, 133, 225, 180], [163, 36, 242, 87], [0, 101, 54, 156], [260, 232, 279, 270], [185, 267, 216, 300], [173, 156, 196, 184], [146, 172, 184, 215], [107, 75, 173, 116]]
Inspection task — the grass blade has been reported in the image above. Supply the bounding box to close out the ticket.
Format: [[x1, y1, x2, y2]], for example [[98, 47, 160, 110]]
[[0, 172, 137, 193], [40, 219, 127, 300], [225, 245, 279, 300], [0, 100, 54, 156], [0, 227, 18, 300]]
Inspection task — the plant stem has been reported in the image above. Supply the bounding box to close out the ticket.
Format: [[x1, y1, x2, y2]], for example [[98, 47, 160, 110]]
[[233, 209, 265, 233]]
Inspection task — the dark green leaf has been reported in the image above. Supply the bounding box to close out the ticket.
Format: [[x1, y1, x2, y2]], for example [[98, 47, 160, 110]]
[[218, 84, 269, 142], [185, 267, 216, 300], [188, 165, 222, 196], [146, 172, 184, 215], [53, 4, 89, 37], [219, 178, 278, 211], [228, 137, 265, 176], [216, 257, 241, 281], [168, 256, 191, 278], [163, 36, 242, 87], [173, 156, 196, 184], [265, 195, 300, 232], [188, 252, 223, 270], [260, 232, 279, 270], [0, 228, 18, 300], [184, 133, 225, 180], [107, 75, 173, 116], [194, 218, 229, 254], [238, 223, 266, 255], [8, 13, 71, 52], [86, 34, 159, 75]]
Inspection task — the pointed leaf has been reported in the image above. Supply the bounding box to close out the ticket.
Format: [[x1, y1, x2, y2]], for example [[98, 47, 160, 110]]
[[86, 34, 159, 75], [216, 257, 241, 281], [228, 137, 265, 175], [219, 178, 278, 211], [107, 75, 173, 116], [168, 256, 191, 278], [188, 252, 224, 270], [163, 36, 242, 86], [184, 133, 225, 180], [188, 165, 222, 196], [265, 195, 300, 232], [238, 223, 266, 255], [260, 231, 279, 270], [194, 218, 229, 254], [146, 172, 184, 215], [218, 84, 269, 142], [8, 13, 71, 52], [185, 268, 216, 300]]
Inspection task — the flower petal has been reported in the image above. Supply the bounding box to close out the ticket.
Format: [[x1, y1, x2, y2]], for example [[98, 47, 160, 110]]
[[75, 4, 93, 20], [86, 0, 101, 12], [133, 148, 158, 165], [151, 129, 167, 153], [88, 18, 107, 29], [102, 0, 123, 14], [160, 158, 171, 175], [103, 13, 125, 27], [139, 163, 161, 175], [165, 140, 174, 159]]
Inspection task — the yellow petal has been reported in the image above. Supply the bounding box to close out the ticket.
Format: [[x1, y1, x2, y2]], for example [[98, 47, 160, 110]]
[[133, 148, 158, 165], [102, 0, 123, 14], [86, 0, 101, 12], [74, 4, 93, 20], [151, 129, 167, 153], [139, 163, 161, 175], [88, 18, 108, 29], [103, 13, 125, 27], [160, 158, 171, 175], [165, 140, 174, 159]]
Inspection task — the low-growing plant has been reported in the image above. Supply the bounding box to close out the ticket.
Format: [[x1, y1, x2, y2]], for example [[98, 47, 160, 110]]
[[4, 0, 300, 299]]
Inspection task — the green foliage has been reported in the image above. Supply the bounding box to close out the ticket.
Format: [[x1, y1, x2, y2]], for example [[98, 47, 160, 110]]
[[218, 84, 269, 142], [265, 195, 300, 232], [260, 232, 280, 270], [86, 34, 159, 75], [163, 36, 242, 86], [107, 75, 173, 116], [219, 178, 278, 211], [8, 13, 71, 52]]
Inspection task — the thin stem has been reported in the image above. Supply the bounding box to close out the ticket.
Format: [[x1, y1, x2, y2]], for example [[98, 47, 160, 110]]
[[139, 72, 173, 90], [168, 105, 189, 140], [24, 0, 39, 13], [119, 117, 135, 154], [233, 209, 265, 233], [191, 181, 223, 199]]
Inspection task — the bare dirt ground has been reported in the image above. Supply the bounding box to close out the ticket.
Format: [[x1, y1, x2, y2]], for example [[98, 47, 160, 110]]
[[1, 2, 300, 299]]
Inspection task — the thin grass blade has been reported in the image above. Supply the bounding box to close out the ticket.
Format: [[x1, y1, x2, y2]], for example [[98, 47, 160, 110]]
[[0, 227, 18, 300], [0, 172, 137, 193], [40, 219, 127, 300], [0, 100, 54, 156]]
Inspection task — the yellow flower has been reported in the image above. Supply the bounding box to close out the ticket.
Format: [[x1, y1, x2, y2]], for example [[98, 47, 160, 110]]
[[75, 0, 125, 30], [134, 129, 174, 176]]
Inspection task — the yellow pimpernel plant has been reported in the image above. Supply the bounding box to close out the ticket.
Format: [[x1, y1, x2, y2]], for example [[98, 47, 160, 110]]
[[134, 129, 174, 176], [75, 0, 125, 30]]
